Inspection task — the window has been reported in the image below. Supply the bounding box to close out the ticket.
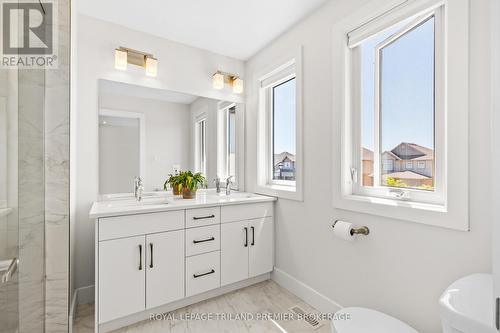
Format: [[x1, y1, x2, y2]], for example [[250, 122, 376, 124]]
[[382, 159, 394, 172], [334, 0, 470, 230], [256, 53, 303, 201], [352, 6, 443, 203], [227, 106, 236, 180], [272, 78, 296, 184], [195, 117, 206, 175]]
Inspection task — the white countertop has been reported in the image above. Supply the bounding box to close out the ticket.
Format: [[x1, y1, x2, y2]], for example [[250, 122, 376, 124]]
[[89, 189, 276, 219]]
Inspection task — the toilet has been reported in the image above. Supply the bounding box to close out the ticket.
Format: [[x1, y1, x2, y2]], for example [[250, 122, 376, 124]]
[[331, 307, 418, 333]]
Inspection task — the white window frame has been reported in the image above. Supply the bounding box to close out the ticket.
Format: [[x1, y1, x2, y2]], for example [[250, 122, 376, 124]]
[[216, 102, 245, 190], [417, 161, 426, 169], [333, 0, 469, 230], [256, 48, 303, 201], [195, 115, 207, 175]]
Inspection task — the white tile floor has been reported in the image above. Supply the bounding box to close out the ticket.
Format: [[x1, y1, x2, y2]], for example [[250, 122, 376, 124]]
[[73, 280, 332, 333]]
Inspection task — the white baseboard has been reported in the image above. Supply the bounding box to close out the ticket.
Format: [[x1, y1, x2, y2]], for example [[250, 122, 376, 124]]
[[272, 267, 343, 313]]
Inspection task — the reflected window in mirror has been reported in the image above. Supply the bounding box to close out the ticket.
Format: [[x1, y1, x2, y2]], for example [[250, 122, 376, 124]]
[[195, 117, 207, 175]]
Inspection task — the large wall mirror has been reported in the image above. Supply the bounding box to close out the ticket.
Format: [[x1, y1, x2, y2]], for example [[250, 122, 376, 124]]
[[98, 79, 244, 195]]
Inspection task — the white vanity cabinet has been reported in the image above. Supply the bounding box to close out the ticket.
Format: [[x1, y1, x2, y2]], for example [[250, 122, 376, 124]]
[[98, 236, 146, 323], [221, 203, 274, 286], [97, 210, 185, 324], [92, 196, 275, 332]]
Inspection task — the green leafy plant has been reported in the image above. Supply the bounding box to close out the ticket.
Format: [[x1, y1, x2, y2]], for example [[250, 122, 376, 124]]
[[177, 171, 208, 192], [164, 174, 182, 192], [385, 177, 408, 188]]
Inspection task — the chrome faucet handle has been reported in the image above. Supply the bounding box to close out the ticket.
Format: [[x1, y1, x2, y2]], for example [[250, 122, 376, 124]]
[[225, 176, 234, 195]]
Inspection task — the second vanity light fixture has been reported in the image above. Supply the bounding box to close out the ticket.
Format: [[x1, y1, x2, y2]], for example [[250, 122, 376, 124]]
[[212, 71, 244, 94], [115, 47, 158, 77]]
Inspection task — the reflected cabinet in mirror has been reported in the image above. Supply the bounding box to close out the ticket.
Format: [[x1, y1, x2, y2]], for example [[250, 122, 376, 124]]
[[98, 80, 244, 195]]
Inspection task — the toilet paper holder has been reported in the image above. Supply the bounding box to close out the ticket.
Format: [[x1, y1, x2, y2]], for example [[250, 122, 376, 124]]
[[332, 220, 370, 236]]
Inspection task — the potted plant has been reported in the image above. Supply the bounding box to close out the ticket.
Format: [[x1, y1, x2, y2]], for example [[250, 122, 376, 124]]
[[164, 174, 182, 195], [177, 171, 208, 199]]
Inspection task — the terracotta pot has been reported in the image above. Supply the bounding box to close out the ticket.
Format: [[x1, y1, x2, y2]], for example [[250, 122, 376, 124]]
[[172, 186, 181, 196]]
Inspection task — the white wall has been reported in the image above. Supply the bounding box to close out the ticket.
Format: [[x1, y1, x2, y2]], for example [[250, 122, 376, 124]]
[[99, 93, 191, 192], [75, 14, 245, 291], [245, 0, 492, 332]]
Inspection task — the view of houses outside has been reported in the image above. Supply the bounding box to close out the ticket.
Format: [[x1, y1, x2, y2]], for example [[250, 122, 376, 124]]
[[359, 15, 436, 191], [362, 143, 434, 190], [272, 78, 296, 182], [274, 152, 296, 180]]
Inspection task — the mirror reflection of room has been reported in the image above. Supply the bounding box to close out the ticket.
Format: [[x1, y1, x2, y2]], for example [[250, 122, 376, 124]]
[[98, 80, 242, 195]]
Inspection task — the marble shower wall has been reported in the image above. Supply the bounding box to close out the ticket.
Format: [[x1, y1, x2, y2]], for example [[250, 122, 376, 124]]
[[16, 0, 71, 331], [44, 0, 71, 331]]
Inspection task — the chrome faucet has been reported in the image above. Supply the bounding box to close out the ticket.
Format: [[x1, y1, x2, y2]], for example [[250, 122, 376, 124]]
[[134, 176, 144, 202], [225, 176, 233, 195], [214, 177, 221, 193]]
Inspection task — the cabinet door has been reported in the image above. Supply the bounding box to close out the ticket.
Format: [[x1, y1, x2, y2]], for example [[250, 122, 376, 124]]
[[249, 217, 274, 278], [221, 220, 249, 286], [146, 230, 185, 309], [99, 236, 145, 323]]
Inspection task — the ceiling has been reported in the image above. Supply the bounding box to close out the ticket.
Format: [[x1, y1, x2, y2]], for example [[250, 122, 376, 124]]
[[78, 0, 329, 60], [99, 80, 199, 105]]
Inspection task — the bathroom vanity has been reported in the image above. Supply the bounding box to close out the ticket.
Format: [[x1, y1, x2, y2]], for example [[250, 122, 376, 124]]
[[89, 190, 275, 332]]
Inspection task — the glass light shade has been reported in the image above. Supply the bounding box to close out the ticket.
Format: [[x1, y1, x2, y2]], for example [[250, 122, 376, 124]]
[[232, 77, 244, 94], [212, 72, 224, 90], [145, 57, 158, 77], [114, 49, 127, 70]]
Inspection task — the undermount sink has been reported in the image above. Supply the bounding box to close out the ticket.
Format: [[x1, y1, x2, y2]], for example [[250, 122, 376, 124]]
[[103, 197, 170, 208], [439, 273, 496, 333], [214, 192, 257, 199]]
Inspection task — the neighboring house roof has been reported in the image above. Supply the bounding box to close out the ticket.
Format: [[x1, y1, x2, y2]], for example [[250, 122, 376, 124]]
[[390, 142, 433, 160], [274, 152, 295, 167], [381, 150, 401, 160], [383, 170, 431, 180]]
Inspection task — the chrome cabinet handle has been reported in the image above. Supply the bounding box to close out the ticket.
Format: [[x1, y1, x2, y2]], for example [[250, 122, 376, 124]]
[[138, 244, 143, 270], [193, 237, 215, 244], [193, 269, 215, 278], [251, 226, 255, 246], [193, 214, 215, 220], [149, 243, 153, 268], [244, 227, 248, 247]]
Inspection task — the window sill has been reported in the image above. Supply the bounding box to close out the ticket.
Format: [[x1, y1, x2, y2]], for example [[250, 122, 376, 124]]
[[255, 184, 303, 201], [334, 193, 468, 231]]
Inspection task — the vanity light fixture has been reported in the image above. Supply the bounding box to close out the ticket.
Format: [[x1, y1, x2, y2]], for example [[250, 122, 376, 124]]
[[212, 72, 225, 90], [114, 47, 158, 77], [232, 77, 244, 94], [212, 70, 244, 94], [114, 48, 128, 71]]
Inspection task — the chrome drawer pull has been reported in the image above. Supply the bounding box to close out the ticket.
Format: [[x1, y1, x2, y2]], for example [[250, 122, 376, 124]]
[[193, 269, 215, 278], [193, 237, 215, 244], [193, 214, 215, 220]]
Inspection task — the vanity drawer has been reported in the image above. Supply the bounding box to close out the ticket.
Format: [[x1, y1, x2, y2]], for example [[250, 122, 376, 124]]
[[186, 207, 220, 228], [186, 251, 220, 297], [186, 225, 220, 257], [221, 202, 273, 223], [99, 210, 185, 241]]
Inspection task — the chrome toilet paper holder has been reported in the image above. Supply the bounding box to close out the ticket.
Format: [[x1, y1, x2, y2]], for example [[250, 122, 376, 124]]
[[332, 220, 370, 236]]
